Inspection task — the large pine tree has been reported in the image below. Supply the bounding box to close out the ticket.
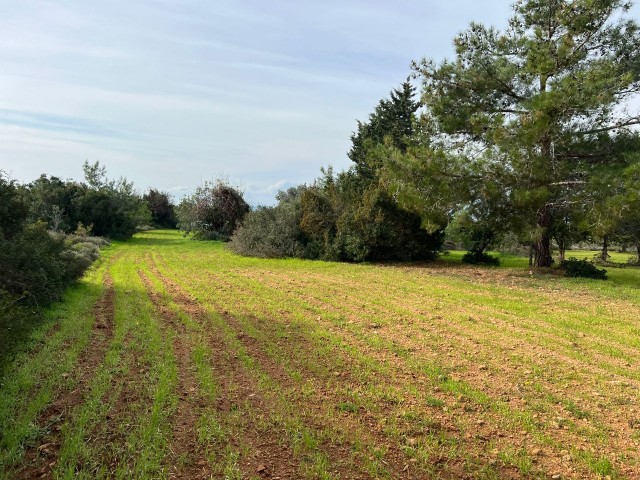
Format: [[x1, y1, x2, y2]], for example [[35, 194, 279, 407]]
[[409, 0, 640, 266]]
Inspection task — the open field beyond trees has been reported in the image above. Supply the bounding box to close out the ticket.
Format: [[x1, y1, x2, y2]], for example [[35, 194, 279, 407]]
[[2, 230, 640, 479]]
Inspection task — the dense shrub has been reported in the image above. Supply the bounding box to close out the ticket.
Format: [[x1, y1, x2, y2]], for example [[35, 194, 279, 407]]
[[560, 258, 608, 280], [0, 175, 30, 240], [462, 251, 500, 266], [230, 187, 307, 258], [177, 180, 250, 241], [0, 222, 68, 305], [0, 171, 109, 308], [231, 172, 444, 263], [333, 186, 442, 262], [0, 225, 107, 307], [58, 233, 110, 279], [23, 162, 149, 240]]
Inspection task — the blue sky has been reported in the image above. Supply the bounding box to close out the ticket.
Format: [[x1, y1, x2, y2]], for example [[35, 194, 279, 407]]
[[1, 1, 523, 204]]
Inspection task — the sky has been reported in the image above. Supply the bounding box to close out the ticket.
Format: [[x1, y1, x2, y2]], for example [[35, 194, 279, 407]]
[[1, 1, 525, 205]]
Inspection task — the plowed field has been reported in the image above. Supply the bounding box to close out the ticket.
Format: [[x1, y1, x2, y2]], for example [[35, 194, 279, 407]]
[[2, 230, 640, 479]]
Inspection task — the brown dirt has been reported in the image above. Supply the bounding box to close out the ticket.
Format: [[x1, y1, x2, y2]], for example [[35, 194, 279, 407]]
[[16, 275, 116, 480]]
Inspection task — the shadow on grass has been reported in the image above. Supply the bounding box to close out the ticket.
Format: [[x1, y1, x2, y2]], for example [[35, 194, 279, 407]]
[[0, 280, 103, 375]]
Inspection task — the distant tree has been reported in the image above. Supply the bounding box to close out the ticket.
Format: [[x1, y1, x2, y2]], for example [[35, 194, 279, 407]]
[[21, 162, 149, 240], [143, 189, 177, 228], [0, 172, 30, 240], [23, 175, 83, 233], [405, 0, 640, 267], [550, 207, 586, 262], [177, 180, 249, 241], [73, 161, 149, 239], [587, 151, 640, 261]]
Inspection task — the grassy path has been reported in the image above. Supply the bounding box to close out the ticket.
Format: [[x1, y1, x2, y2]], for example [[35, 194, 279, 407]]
[[2, 229, 640, 479]]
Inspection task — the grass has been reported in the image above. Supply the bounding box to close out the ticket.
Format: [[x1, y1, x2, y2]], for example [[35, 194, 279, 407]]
[[2, 229, 640, 479]]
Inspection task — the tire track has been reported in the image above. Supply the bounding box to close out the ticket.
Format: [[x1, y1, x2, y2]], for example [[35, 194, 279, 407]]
[[144, 260, 303, 479], [138, 270, 212, 479], [16, 275, 116, 480]]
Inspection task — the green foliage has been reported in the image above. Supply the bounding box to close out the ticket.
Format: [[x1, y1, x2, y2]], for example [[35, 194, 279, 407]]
[[0, 173, 30, 240], [58, 233, 110, 280], [560, 258, 607, 280], [397, 0, 640, 267], [231, 170, 443, 263], [143, 189, 177, 228], [0, 222, 68, 305], [177, 180, 250, 241], [0, 224, 108, 308], [230, 187, 308, 258], [349, 82, 421, 180], [332, 183, 442, 262], [461, 251, 500, 266], [0, 169, 109, 349], [23, 162, 149, 240]]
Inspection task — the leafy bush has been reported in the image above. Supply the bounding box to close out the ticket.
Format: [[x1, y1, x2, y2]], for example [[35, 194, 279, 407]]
[[0, 172, 108, 307], [333, 186, 442, 262], [231, 172, 443, 263], [560, 258, 608, 280], [177, 180, 249, 241], [0, 222, 69, 305], [230, 187, 307, 258], [58, 233, 110, 280], [462, 251, 500, 266]]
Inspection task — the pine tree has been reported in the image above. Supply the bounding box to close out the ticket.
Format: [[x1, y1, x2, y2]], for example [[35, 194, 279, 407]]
[[410, 0, 640, 267], [348, 82, 420, 180]]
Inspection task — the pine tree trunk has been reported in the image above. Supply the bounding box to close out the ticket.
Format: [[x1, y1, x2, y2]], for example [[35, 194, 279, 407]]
[[600, 234, 609, 262], [534, 206, 553, 268]]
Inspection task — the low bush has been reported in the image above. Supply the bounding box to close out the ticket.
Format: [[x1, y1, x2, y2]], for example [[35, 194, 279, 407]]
[[230, 204, 306, 258], [0, 226, 107, 307], [462, 251, 500, 266], [59, 233, 110, 280], [560, 257, 608, 280], [231, 180, 444, 263]]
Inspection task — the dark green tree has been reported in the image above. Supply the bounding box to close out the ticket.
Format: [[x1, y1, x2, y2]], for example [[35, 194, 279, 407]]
[[143, 189, 177, 228], [0, 172, 30, 240], [408, 0, 640, 267], [349, 82, 421, 180]]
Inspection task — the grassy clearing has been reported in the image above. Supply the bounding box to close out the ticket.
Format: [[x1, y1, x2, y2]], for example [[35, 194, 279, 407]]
[[2, 229, 640, 479]]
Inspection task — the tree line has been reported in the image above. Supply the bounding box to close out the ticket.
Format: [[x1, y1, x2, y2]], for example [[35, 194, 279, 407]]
[[207, 0, 640, 270], [4, 0, 640, 329], [0, 161, 177, 353]]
